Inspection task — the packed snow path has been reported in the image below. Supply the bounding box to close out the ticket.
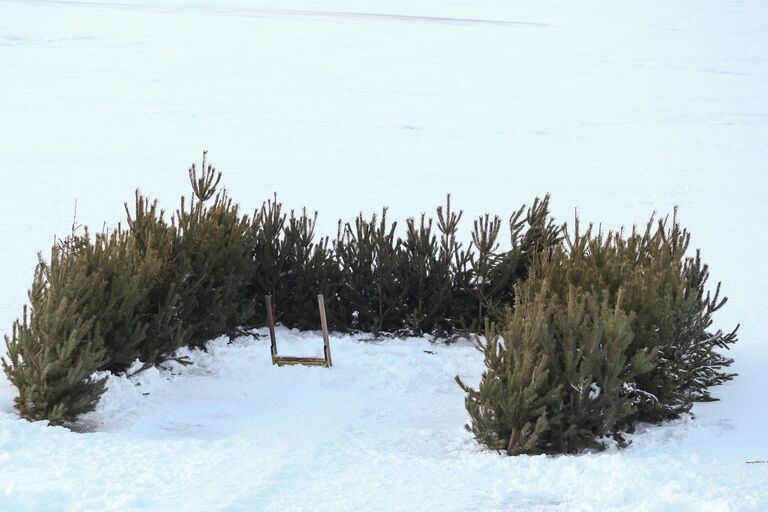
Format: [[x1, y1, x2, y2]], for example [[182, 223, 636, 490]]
[[1, 0, 767, 510]]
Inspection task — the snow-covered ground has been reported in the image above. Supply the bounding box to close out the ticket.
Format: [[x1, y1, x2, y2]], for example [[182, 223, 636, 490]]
[[1, 329, 765, 512], [1, 0, 766, 510]]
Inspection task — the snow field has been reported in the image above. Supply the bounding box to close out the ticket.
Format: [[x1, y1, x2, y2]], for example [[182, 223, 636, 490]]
[[1, 0, 767, 509]]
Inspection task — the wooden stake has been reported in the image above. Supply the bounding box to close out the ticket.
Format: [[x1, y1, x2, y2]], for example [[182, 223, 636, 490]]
[[507, 426, 518, 454], [265, 295, 277, 362], [318, 294, 333, 367]]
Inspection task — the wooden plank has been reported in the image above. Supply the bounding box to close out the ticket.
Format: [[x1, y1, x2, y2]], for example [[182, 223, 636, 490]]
[[273, 356, 328, 367], [318, 294, 333, 367], [265, 294, 277, 362]]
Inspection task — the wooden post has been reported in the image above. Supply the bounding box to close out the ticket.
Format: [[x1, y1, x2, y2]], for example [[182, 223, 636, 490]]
[[265, 295, 277, 363], [318, 294, 332, 367]]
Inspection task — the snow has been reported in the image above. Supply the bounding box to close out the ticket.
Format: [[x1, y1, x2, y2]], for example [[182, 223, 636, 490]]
[[588, 382, 601, 401], [1, 0, 767, 510], [1, 330, 766, 511]]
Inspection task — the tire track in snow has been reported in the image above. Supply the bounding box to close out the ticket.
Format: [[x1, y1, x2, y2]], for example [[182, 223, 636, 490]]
[[13, 0, 551, 28]]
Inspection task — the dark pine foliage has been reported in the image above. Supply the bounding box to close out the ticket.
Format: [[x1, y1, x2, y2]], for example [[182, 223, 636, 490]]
[[3, 154, 738, 440], [3, 244, 109, 425], [459, 213, 738, 455], [174, 154, 256, 346]]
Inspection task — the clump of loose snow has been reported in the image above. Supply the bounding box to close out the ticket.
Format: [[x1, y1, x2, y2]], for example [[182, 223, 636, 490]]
[[588, 382, 601, 400]]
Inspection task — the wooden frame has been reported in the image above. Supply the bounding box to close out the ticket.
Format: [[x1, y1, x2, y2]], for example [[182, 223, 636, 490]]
[[266, 294, 333, 368]]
